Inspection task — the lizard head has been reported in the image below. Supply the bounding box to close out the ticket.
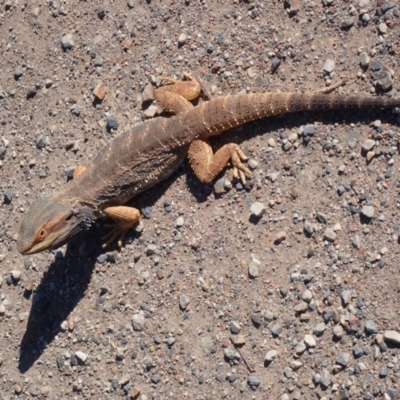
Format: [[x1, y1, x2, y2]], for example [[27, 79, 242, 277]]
[[17, 197, 95, 255]]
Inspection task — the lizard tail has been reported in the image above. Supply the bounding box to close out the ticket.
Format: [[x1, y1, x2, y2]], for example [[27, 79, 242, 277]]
[[198, 92, 400, 139]]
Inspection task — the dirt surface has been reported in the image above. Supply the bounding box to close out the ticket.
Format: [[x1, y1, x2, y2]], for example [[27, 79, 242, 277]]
[[1, 0, 400, 399]]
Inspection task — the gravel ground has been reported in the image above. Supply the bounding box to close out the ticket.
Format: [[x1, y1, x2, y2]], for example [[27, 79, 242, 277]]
[[1, 0, 400, 399]]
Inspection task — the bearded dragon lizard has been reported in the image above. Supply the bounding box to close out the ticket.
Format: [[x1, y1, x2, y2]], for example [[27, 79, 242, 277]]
[[17, 74, 400, 254]]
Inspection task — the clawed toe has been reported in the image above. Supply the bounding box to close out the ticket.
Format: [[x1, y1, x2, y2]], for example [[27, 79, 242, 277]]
[[230, 145, 251, 183], [101, 223, 131, 248]]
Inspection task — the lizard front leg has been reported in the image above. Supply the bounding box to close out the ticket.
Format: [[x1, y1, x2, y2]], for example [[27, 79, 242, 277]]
[[101, 206, 141, 248], [154, 72, 203, 113], [188, 139, 250, 184], [74, 168, 141, 248]]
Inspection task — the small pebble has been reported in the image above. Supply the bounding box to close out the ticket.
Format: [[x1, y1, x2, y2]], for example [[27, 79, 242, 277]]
[[230, 321, 241, 334], [11, 270, 21, 281], [61, 34, 74, 50], [304, 220, 313, 235], [3, 190, 12, 204], [231, 335, 246, 345], [304, 334, 316, 348], [214, 178, 227, 194], [352, 235, 361, 249], [295, 341, 306, 355], [271, 324, 283, 336], [97, 254, 107, 264], [24, 280, 34, 292], [366, 151, 375, 162], [14, 67, 23, 79], [341, 289, 352, 305], [97, 8, 105, 19], [353, 345, 364, 358], [362, 139, 375, 152], [360, 52, 370, 69], [323, 59, 335, 73], [265, 350, 278, 362], [141, 83, 154, 103], [247, 159, 258, 170], [302, 289, 313, 303], [75, 351, 87, 363], [384, 330, 400, 345], [146, 244, 157, 255], [365, 320, 378, 334], [271, 57, 281, 72], [303, 124, 316, 136], [129, 388, 140, 398], [247, 375, 261, 388], [93, 82, 107, 100], [376, 74, 393, 92], [378, 22, 388, 34], [317, 212, 327, 224], [250, 202, 265, 217], [179, 295, 190, 310], [294, 302, 308, 313], [132, 313, 145, 331], [341, 17, 355, 29], [379, 366, 388, 377], [178, 33, 187, 45], [106, 115, 118, 131], [324, 228, 337, 242], [274, 231, 286, 244], [313, 323, 326, 336], [336, 353, 350, 367], [333, 325, 344, 340], [248, 255, 260, 278], [361, 205, 374, 219]]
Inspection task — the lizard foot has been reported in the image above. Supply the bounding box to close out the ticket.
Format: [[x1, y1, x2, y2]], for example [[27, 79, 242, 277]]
[[101, 223, 131, 248], [101, 205, 141, 248], [189, 140, 251, 184], [227, 144, 251, 184]]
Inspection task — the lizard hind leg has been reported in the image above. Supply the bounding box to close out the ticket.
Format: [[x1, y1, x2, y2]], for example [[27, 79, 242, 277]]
[[188, 139, 251, 184], [101, 206, 141, 248]]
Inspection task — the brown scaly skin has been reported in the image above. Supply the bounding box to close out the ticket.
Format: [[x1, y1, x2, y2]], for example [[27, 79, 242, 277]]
[[17, 76, 400, 255]]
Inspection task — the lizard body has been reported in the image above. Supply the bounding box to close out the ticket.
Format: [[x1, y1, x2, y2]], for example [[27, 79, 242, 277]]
[[17, 77, 400, 254]]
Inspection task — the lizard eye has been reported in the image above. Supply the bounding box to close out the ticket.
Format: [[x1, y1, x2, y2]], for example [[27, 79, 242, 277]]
[[38, 229, 46, 239]]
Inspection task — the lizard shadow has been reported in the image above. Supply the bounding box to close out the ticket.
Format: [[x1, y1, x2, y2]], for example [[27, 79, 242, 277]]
[[18, 227, 98, 373]]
